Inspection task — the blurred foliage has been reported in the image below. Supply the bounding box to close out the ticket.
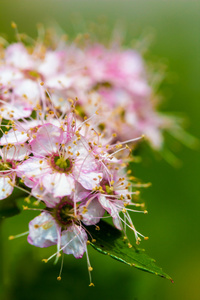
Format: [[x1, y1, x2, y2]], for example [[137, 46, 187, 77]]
[[0, 0, 200, 300]]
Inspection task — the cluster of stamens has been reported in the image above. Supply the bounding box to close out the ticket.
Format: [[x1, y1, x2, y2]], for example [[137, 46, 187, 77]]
[[49, 154, 73, 173]]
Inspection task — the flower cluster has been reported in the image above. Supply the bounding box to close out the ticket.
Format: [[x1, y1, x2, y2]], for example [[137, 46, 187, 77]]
[[0, 27, 183, 283], [2, 101, 147, 283], [0, 32, 176, 151]]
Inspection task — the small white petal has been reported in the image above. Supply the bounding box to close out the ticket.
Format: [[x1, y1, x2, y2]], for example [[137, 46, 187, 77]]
[[16, 157, 50, 181], [28, 212, 58, 248], [0, 130, 29, 145], [0, 176, 14, 200], [43, 173, 75, 197], [30, 124, 62, 156], [1, 144, 30, 161], [61, 224, 87, 258], [80, 198, 105, 226]]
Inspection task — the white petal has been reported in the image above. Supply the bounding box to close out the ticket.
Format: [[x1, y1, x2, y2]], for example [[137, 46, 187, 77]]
[[80, 198, 105, 226], [43, 173, 75, 197], [28, 212, 58, 248], [0, 66, 23, 85], [98, 195, 118, 218], [45, 74, 72, 89], [32, 186, 60, 208], [0, 129, 29, 145], [5, 43, 33, 69], [37, 51, 62, 77], [76, 171, 102, 190], [112, 216, 123, 230], [30, 123, 62, 156], [61, 224, 87, 258], [1, 102, 33, 120], [16, 157, 50, 181], [0, 176, 14, 200], [1, 144, 30, 161], [14, 79, 40, 102]]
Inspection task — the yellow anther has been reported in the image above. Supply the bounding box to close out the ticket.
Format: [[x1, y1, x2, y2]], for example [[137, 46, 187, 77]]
[[91, 239, 96, 243], [8, 236, 14, 240], [11, 22, 17, 28], [57, 276, 61, 281], [89, 283, 95, 287], [128, 243, 132, 248], [24, 197, 30, 203], [144, 237, 149, 240], [88, 266, 93, 272], [42, 259, 48, 263]]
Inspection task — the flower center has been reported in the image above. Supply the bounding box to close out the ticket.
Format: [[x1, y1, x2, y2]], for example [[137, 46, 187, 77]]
[[0, 160, 13, 174], [101, 180, 114, 195], [50, 154, 72, 173], [24, 69, 43, 81], [55, 201, 73, 226]]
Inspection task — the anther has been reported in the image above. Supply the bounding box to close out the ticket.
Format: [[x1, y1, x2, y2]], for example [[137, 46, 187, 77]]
[[89, 283, 95, 287]]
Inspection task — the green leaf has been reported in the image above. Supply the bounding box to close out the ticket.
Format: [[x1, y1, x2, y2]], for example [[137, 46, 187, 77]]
[[87, 221, 173, 281], [0, 188, 27, 219], [0, 198, 20, 218]]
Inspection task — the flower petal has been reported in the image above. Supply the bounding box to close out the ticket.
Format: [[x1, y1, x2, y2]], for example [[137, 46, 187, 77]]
[[61, 224, 87, 258], [1, 144, 30, 161], [42, 173, 75, 197], [80, 198, 105, 226], [30, 123, 62, 156], [28, 212, 58, 248], [0, 176, 14, 200], [0, 129, 29, 145]]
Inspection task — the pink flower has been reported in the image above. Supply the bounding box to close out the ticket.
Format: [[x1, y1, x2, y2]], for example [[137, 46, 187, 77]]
[[16, 122, 103, 197]]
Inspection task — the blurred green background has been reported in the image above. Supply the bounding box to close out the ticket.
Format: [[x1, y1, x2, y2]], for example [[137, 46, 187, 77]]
[[0, 0, 200, 299]]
